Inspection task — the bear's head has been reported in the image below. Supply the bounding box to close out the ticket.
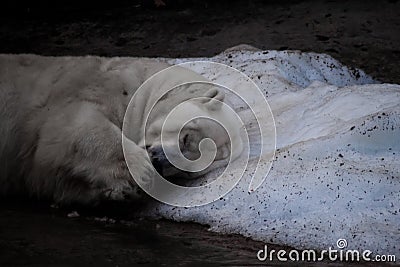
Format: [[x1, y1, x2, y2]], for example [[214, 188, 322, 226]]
[[141, 86, 244, 180]]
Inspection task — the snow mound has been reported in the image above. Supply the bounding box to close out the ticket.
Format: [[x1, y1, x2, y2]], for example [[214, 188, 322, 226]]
[[144, 48, 400, 258]]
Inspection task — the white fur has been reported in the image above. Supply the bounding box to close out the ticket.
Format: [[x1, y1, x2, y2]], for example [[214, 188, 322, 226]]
[[0, 54, 241, 205]]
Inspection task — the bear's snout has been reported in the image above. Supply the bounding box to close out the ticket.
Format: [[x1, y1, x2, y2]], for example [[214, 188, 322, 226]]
[[147, 145, 169, 175]]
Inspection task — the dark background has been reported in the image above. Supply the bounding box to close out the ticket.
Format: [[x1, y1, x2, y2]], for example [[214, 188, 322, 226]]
[[0, 0, 399, 266], [1, 0, 400, 83]]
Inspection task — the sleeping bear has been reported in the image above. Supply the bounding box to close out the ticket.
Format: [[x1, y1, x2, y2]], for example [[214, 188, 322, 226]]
[[0, 55, 243, 205]]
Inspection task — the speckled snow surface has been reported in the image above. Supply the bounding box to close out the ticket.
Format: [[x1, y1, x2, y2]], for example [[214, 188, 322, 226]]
[[144, 48, 400, 257]]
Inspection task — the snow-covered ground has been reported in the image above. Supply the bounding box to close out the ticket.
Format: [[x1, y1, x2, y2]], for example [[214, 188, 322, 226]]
[[144, 47, 400, 258]]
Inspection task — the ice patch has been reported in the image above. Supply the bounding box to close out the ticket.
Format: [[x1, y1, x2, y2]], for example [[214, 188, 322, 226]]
[[144, 49, 399, 258]]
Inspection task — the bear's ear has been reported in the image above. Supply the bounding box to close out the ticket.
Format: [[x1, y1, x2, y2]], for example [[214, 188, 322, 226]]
[[201, 88, 225, 111]]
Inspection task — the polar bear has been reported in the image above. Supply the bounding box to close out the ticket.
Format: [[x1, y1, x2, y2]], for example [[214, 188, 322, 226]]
[[0, 54, 243, 205]]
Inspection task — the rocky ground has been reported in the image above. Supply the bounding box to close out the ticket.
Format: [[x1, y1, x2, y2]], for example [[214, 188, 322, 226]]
[[0, 0, 398, 265], [1, 0, 399, 83]]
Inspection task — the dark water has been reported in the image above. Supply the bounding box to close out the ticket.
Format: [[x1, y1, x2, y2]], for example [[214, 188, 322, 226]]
[[0, 201, 281, 266], [0, 201, 388, 266]]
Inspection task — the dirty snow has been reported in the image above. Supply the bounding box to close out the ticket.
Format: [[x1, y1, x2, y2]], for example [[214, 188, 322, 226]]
[[144, 48, 400, 258]]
